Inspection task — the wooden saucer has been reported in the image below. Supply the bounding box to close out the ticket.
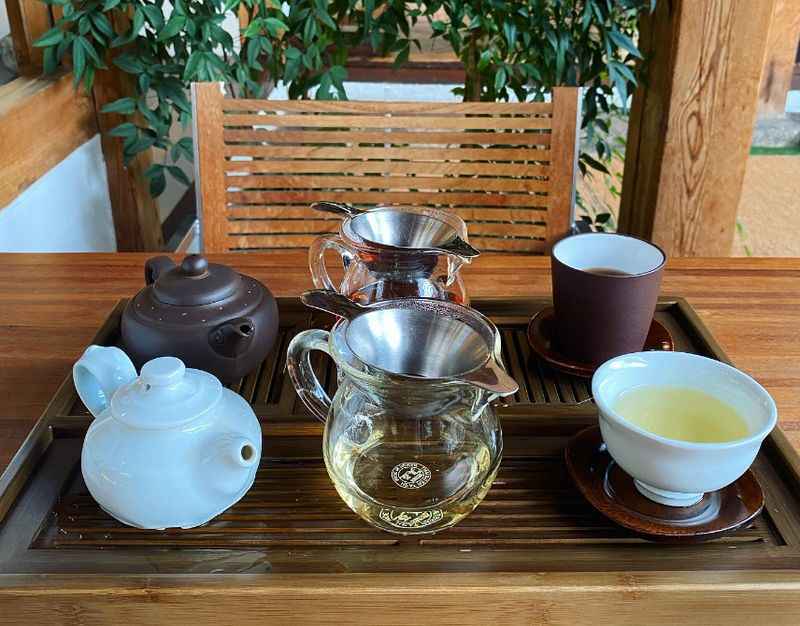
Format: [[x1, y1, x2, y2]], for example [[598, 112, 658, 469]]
[[527, 306, 673, 378], [564, 426, 764, 543]]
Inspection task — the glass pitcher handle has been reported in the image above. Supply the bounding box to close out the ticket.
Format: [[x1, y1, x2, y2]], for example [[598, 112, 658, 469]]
[[286, 329, 333, 423], [308, 234, 355, 292]]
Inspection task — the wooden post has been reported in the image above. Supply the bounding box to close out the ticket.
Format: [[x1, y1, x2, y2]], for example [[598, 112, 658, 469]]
[[548, 87, 580, 248], [191, 82, 227, 252], [618, 0, 776, 256], [5, 0, 52, 75], [92, 70, 164, 251], [757, 0, 800, 118]]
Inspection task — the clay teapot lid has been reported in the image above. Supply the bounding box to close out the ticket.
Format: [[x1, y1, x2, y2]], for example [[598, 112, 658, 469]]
[[147, 254, 242, 306]]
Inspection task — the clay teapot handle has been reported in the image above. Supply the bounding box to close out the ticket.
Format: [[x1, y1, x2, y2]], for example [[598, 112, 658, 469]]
[[145, 256, 177, 285]]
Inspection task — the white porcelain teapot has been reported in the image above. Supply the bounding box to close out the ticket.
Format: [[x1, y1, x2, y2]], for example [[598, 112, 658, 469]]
[[73, 345, 262, 529]]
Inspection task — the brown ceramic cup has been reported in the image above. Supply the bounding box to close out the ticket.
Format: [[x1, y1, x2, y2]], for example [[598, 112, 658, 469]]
[[551, 232, 666, 365]]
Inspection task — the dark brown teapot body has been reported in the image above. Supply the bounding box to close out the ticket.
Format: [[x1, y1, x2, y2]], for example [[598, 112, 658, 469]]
[[121, 255, 279, 382]]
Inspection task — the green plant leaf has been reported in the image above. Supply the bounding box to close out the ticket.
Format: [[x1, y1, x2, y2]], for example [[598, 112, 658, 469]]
[[265, 17, 288, 37], [158, 14, 187, 41], [78, 16, 91, 36], [77, 36, 105, 69], [83, 64, 96, 92], [34, 27, 64, 48], [393, 42, 409, 69], [302, 16, 317, 42], [109, 122, 138, 138], [581, 152, 610, 175], [502, 22, 516, 48], [101, 97, 137, 114], [172, 137, 194, 162], [494, 66, 506, 92], [90, 13, 114, 40], [245, 39, 262, 69], [318, 10, 337, 31], [167, 165, 191, 186], [144, 163, 163, 179], [608, 29, 643, 59], [71, 37, 87, 88], [183, 50, 203, 81], [43, 46, 58, 74], [142, 4, 164, 30], [329, 64, 346, 87], [123, 133, 156, 157], [149, 169, 167, 196], [610, 60, 636, 84], [113, 53, 145, 74]]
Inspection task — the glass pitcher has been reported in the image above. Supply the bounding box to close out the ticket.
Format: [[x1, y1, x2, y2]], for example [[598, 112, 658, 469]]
[[308, 202, 479, 305], [286, 291, 518, 535]]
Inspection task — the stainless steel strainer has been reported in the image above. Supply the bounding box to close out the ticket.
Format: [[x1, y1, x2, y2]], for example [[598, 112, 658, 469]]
[[301, 290, 518, 395], [311, 201, 480, 259]]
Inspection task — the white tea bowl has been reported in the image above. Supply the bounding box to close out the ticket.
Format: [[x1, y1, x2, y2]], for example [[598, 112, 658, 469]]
[[592, 352, 777, 507]]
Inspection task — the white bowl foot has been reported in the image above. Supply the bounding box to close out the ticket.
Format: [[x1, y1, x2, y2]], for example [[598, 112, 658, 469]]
[[634, 480, 704, 507]]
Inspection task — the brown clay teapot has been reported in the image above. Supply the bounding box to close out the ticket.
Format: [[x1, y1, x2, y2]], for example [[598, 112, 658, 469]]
[[121, 254, 279, 382]]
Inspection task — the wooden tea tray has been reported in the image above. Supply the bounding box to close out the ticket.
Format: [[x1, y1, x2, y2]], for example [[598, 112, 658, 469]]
[[2, 297, 800, 624]]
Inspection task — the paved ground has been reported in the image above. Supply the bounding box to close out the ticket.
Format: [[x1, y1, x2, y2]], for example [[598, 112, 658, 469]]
[[733, 154, 800, 256]]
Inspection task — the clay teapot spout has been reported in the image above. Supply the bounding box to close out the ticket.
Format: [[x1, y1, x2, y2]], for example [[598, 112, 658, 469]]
[[209, 317, 256, 358]]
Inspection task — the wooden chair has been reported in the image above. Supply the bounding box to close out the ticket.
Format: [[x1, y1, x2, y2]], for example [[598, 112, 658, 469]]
[[192, 82, 580, 254]]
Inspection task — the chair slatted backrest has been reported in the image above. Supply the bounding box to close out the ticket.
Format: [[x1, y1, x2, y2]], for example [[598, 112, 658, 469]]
[[192, 82, 579, 254]]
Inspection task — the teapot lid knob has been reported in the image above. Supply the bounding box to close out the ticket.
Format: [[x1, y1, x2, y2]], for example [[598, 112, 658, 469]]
[[141, 357, 186, 387], [181, 254, 208, 277]]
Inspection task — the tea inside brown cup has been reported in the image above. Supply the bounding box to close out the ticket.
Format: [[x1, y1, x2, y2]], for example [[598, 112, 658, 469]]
[[550, 233, 666, 366]]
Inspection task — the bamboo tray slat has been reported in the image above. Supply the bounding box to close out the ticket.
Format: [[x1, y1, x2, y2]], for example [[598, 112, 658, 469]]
[[2, 297, 800, 576]]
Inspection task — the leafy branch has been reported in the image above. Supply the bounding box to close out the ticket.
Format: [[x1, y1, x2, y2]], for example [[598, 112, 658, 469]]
[[35, 0, 653, 197], [34, 0, 416, 195]]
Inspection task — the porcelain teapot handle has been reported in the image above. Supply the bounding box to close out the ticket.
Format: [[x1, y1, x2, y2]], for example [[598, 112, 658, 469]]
[[73, 346, 137, 419], [308, 234, 355, 293], [286, 329, 333, 423]]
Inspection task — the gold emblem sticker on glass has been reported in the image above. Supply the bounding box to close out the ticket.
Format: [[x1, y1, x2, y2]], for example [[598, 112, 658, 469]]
[[379, 508, 444, 529], [390, 462, 432, 489]]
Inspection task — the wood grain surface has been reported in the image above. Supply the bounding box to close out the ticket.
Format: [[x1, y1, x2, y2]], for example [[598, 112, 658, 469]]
[[193, 83, 577, 253], [1, 571, 800, 626], [757, 0, 800, 117], [0, 73, 98, 209], [619, 0, 775, 256], [4, 0, 52, 75], [0, 252, 798, 471], [1, 252, 800, 623], [93, 49, 164, 252]]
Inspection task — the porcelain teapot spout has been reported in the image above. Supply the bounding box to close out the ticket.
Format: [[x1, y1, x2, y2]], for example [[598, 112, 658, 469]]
[[204, 435, 260, 496], [73, 346, 138, 418]]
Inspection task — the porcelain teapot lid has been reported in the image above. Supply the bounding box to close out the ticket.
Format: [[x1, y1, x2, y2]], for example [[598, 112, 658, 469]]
[[111, 357, 222, 429], [70, 346, 224, 429]]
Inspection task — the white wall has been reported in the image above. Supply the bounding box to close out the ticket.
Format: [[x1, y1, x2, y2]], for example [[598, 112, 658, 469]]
[[0, 1, 10, 38], [0, 135, 117, 251]]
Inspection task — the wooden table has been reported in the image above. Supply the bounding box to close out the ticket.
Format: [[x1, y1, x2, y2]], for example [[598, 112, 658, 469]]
[[1, 252, 800, 624]]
